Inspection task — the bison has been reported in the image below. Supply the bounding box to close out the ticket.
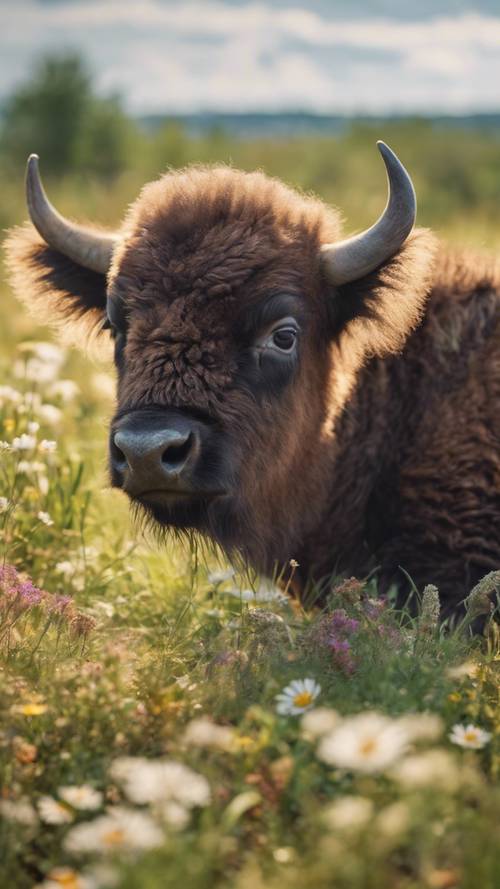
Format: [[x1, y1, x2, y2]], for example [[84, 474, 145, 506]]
[[4, 143, 500, 612]]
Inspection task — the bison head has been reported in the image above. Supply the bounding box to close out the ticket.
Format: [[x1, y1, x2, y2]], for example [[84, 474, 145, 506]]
[[5, 145, 434, 575]]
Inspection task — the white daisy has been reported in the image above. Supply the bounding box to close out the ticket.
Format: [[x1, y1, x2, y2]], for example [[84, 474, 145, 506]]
[[12, 433, 37, 451], [110, 757, 211, 808], [317, 711, 409, 773], [39, 439, 57, 453], [0, 497, 10, 513], [0, 797, 37, 826], [275, 678, 321, 716], [48, 380, 80, 402], [183, 716, 234, 750], [38, 404, 63, 426], [64, 807, 163, 855], [449, 723, 492, 750], [391, 750, 459, 791], [58, 785, 103, 811], [0, 385, 22, 405], [301, 707, 340, 739], [207, 568, 235, 584], [37, 511, 54, 527], [322, 795, 374, 831], [36, 866, 96, 889], [38, 795, 74, 824]]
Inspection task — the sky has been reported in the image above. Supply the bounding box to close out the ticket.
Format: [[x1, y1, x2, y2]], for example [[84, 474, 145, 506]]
[[1, 1, 500, 115]]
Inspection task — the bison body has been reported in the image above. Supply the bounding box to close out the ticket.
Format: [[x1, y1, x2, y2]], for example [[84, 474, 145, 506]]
[[5, 151, 500, 611]]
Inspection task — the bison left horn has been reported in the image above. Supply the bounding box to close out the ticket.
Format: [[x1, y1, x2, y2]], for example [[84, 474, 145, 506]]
[[25, 154, 117, 275], [321, 141, 416, 286]]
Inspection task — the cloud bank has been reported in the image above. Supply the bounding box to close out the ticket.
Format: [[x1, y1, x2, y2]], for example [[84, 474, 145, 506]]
[[2, 1, 500, 113]]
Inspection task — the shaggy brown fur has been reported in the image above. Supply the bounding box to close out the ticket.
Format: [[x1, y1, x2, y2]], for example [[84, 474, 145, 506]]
[[4, 166, 500, 611]]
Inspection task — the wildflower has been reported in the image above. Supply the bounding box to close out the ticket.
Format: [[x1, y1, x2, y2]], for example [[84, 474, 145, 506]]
[[465, 571, 500, 618], [328, 636, 357, 674], [0, 384, 22, 405], [301, 707, 340, 739], [0, 497, 10, 513], [64, 807, 164, 855], [375, 801, 410, 842], [37, 866, 96, 889], [48, 594, 73, 615], [38, 795, 74, 824], [397, 712, 444, 742], [417, 584, 440, 638], [0, 797, 37, 826], [48, 379, 80, 402], [224, 582, 287, 604], [183, 716, 234, 750], [158, 800, 190, 830], [69, 613, 97, 639], [110, 757, 211, 808], [39, 439, 57, 453], [0, 441, 11, 451], [17, 460, 46, 473], [37, 511, 54, 526], [275, 678, 321, 716], [322, 795, 374, 831], [38, 404, 63, 425], [317, 711, 409, 773], [446, 661, 479, 680], [391, 750, 460, 791], [59, 785, 103, 811], [15, 342, 65, 383], [449, 723, 491, 750], [273, 847, 295, 864], [56, 561, 76, 578], [12, 433, 37, 450], [13, 738, 38, 764], [207, 567, 235, 584], [17, 702, 48, 716]]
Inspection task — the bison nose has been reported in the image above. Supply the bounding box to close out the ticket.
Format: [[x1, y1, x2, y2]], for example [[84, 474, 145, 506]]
[[111, 424, 200, 495]]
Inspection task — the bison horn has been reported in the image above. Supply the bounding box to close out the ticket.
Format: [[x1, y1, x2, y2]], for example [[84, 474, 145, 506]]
[[26, 154, 117, 275], [321, 141, 416, 286]]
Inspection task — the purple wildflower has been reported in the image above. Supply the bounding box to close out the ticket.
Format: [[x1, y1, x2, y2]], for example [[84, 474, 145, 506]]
[[330, 609, 360, 636]]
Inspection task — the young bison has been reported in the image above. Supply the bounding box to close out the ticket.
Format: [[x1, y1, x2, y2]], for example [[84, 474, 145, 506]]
[[4, 144, 500, 612]]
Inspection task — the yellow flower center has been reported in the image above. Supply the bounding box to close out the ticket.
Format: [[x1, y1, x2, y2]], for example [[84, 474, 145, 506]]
[[293, 691, 313, 708], [20, 703, 47, 716], [102, 828, 126, 847], [359, 737, 378, 757], [49, 869, 80, 889], [464, 731, 478, 743]]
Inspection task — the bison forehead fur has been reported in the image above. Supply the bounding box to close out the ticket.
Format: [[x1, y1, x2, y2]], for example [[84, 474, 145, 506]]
[[4, 163, 500, 613]]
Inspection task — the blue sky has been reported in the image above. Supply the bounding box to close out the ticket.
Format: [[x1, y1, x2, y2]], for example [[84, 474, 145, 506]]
[[1, 1, 500, 114]]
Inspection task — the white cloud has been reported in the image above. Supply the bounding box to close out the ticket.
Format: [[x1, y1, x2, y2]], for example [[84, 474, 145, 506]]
[[1, 1, 500, 113]]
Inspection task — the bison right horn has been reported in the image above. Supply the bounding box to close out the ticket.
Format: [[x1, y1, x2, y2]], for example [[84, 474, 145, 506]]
[[321, 141, 416, 286], [25, 154, 117, 275]]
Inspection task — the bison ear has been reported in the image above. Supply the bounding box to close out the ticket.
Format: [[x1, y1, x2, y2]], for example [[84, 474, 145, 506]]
[[325, 227, 438, 357], [4, 222, 108, 341]]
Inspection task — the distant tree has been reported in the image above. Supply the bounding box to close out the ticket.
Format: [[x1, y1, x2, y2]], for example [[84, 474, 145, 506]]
[[0, 53, 134, 180]]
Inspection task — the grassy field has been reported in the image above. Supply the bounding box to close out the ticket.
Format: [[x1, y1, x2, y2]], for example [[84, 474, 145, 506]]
[[1, 126, 500, 889]]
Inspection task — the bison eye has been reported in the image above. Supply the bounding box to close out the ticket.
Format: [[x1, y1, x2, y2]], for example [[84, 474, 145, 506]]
[[257, 317, 299, 356], [271, 327, 297, 352]]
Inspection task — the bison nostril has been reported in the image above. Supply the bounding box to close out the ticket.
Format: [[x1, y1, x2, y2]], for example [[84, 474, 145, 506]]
[[111, 438, 128, 472], [161, 433, 193, 471]]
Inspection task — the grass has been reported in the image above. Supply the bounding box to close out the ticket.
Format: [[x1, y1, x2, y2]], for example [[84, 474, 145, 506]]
[[0, 128, 500, 889]]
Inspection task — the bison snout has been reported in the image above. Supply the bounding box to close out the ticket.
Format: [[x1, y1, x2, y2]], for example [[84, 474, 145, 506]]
[[111, 419, 201, 497]]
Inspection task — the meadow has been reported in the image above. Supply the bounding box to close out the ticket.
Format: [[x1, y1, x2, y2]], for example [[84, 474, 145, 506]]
[[1, 120, 500, 889]]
